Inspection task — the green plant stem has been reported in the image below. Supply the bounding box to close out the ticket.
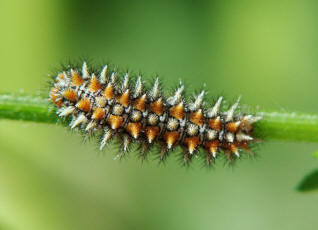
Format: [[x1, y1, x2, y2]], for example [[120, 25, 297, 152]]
[[254, 111, 318, 142], [0, 94, 57, 123], [1, 93, 318, 142]]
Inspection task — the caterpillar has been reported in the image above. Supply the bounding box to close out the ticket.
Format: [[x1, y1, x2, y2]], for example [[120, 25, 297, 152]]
[[49, 62, 262, 165]]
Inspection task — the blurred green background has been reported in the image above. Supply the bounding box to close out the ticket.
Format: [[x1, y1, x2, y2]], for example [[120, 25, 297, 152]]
[[1, 0, 318, 229]]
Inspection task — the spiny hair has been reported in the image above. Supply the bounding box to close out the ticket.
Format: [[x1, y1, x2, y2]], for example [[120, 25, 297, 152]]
[[49, 62, 262, 165]]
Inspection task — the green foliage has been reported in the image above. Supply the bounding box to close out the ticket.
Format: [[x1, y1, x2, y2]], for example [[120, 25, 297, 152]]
[[296, 151, 318, 192], [297, 169, 318, 192]]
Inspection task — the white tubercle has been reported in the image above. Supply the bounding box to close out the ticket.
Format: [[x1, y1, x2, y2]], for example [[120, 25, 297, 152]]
[[110, 72, 116, 84], [206, 129, 217, 140], [167, 118, 179, 131], [122, 73, 129, 91], [243, 115, 253, 121], [71, 114, 88, 129], [100, 65, 108, 84], [189, 90, 205, 111], [134, 77, 143, 98], [58, 106, 75, 117], [186, 123, 199, 136], [82, 62, 90, 79], [226, 132, 234, 143], [236, 132, 253, 142], [85, 121, 97, 131], [167, 85, 184, 105], [95, 96, 107, 107], [150, 78, 160, 99], [100, 128, 113, 150], [207, 96, 223, 118], [247, 116, 262, 124], [225, 96, 241, 122]]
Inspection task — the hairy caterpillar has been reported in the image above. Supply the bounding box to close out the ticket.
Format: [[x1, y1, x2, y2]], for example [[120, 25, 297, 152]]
[[49, 62, 262, 165]]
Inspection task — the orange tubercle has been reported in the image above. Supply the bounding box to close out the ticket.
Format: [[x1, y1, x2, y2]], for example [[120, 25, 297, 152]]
[[209, 117, 222, 131], [89, 75, 101, 92], [117, 90, 130, 107], [169, 103, 184, 120], [133, 95, 146, 111], [226, 121, 240, 133], [145, 126, 159, 143], [205, 140, 220, 154], [103, 84, 114, 100], [107, 115, 123, 129], [50, 88, 59, 101], [76, 98, 91, 112], [189, 109, 204, 126], [92, 108, 106, 120], [55, 99, 63, 107], [72, 71, 84, 86], [184, 136, 200, 154], [62, 89, 77, 102], [50, 88, 63, 107], [150, 99, 164, 115], [164, 131, 179, 149], [57, 73, 65, 80], [126, 122, 142, 139]]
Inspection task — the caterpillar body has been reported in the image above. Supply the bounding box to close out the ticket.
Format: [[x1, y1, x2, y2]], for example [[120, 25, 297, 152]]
[[49, 62, 262, 165]]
